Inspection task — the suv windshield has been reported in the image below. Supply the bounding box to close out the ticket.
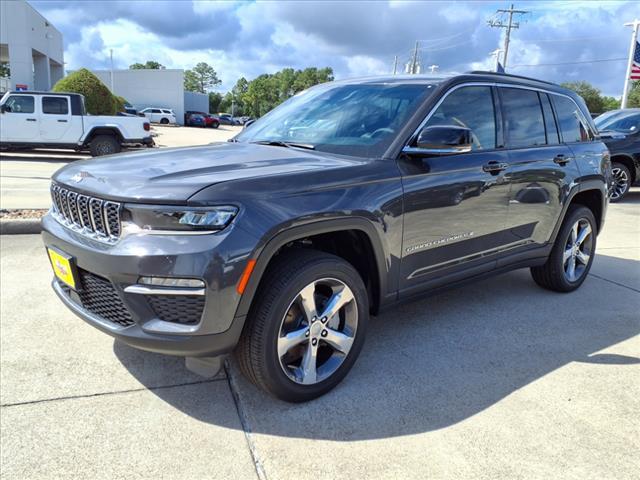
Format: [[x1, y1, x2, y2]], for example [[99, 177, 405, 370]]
[[595, 111, 640, 134], [235, 82, 434, 158]]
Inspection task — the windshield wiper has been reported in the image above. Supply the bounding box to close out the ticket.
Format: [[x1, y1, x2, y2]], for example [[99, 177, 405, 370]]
[[251, 140, 315, 150]]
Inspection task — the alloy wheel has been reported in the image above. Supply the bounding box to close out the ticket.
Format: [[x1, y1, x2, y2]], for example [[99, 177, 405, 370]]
[[563, 218, 593, 282], [611, 166, 629, 201], [277, 278, 358, 385]]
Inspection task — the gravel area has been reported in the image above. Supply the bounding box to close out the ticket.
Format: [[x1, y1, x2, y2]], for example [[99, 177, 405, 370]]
[[0, 209, 48, 220]]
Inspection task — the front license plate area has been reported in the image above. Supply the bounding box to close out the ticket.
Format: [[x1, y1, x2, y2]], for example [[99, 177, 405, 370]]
[[47, 247, 79, 290]]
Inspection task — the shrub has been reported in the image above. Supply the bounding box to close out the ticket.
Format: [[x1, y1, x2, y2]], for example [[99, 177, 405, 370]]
[[114, 95, 128, 112], [52, 68, 116, 115]]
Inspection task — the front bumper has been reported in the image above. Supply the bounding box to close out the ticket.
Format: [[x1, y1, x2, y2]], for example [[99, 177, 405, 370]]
[[42, 213, 258, 356]]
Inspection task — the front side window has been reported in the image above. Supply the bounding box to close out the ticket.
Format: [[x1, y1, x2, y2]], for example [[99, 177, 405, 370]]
[[4, 95, 35, 114], [423, 86, 496, 151], [553, 95, 590, 143], [235, 82, 433, 158], [42, 97, 69, 115], [500, 88, 546, 148], [152, 109, 161, 113]]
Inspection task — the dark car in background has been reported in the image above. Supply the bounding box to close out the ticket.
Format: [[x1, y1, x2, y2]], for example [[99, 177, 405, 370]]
[[184, 111, 220, 129], [595, 108, 640, 202], [186, 113, 206, 128], [216, 113, 239, 125]]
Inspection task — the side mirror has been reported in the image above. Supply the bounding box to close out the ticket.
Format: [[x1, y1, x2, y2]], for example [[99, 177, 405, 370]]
[[404, 125, 473, 156], [243, 119, 256, 129]]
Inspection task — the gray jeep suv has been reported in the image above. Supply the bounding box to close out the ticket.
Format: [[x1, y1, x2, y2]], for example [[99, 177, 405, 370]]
[[42, 72, 611, 402]]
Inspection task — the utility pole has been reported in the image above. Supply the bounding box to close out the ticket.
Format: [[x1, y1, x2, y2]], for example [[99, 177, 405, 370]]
[[392, 55, 398, 75], [409, 41, 420, 74], [621, 19, 640, 108], [488, 4, 529, 69], [109, 49, 114, 93]]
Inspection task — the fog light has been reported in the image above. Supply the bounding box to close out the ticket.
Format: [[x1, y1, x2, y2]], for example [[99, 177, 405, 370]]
[[139, 276, 204, 288]]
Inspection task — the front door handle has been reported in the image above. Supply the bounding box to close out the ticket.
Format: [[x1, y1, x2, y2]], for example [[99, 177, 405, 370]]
[[482, 161, 508, 174], [553, 154, 572, 166], [26, 118, 37, 122], [57, 119, 68, 123]]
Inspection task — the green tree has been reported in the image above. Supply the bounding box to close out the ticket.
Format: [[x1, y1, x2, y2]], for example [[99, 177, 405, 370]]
[[208, 92, 222, 113], [113, 95, 129, 112], [560, 81, 605, 114], [0, 62, 9, 78], [129, 60, 165, 70], [184, 62, 222, 93], [627, 81, 640, 108], [52, 68, 117, 115], [602, 96, 621, 112]]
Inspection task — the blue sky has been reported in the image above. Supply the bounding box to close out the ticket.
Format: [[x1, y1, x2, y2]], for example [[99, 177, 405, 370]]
[[31, 0, 640, 97]]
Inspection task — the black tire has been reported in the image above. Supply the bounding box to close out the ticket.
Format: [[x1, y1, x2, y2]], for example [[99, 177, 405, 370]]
[[212, 121, 219, 129], [610, 162, 631, 202], [236, 249, 369, 402], [89, 135, 121, 157], [160, 118, 169, 125], [531, 205, 597, 292]]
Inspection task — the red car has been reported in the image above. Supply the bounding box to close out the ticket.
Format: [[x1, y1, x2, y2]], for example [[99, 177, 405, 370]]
[[184, 111, 220, 128]]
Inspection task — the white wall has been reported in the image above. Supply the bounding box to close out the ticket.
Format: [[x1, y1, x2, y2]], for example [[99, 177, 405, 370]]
[[0, 0, 64, 91], [93, 69, 185, 124], [184, 91, 209, 114]]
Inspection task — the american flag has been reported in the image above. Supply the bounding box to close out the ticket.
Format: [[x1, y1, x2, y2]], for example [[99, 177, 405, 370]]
[[631, 40, 640, 80]]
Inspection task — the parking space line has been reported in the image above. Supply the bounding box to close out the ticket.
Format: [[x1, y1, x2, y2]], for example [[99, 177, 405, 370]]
[[0, 377, 227, 409], [588, 273, 640, 294], [225, 361, 268, 480]]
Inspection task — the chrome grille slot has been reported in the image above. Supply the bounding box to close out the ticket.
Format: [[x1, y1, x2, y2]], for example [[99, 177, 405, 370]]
[[49, 183, 122, 243]]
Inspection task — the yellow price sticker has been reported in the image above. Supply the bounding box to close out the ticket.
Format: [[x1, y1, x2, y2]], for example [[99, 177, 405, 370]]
[[47, 248, 77, 289]]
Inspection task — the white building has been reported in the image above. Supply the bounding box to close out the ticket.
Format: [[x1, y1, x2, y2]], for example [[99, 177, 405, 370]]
[[92, 69, 208, 125], [0, 0, 64, 93]]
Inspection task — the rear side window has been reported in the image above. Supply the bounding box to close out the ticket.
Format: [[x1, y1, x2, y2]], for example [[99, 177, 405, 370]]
[[500, 88, 546, 148], [540, 93, 559, 145], [151, 109, 161, 113], [42, 97, 69, 115], [552, 95, 590, 143], [4, 95, 34, 114], [424, 86, 496, 150]]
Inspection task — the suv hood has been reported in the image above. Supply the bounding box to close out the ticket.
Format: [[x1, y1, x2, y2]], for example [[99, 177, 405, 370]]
[[53, 143, 361, 203]]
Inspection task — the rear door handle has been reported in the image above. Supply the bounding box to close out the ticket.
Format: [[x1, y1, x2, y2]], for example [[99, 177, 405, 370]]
[[26, 118, 37, 122], [57, 119, 68, 123], [553, 154, 572, 165], [482, 161, 508, 174]]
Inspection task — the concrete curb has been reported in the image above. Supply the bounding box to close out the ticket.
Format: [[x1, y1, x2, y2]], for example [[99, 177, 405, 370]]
[[0, 219, 42, 235]]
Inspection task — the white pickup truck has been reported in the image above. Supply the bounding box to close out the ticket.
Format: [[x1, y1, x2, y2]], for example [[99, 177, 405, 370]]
[[0, 91, 154, 156]]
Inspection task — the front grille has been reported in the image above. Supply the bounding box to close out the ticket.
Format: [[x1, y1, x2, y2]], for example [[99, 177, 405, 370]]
[[76, 270, 134, 327], [50, 183, 121, 242], [148, 295, 205, 325]]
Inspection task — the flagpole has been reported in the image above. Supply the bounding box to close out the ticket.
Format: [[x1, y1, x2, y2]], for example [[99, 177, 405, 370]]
[[621, 19, 640, 109]]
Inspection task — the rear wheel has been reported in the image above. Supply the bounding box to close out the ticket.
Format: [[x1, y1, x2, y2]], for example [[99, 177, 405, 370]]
[[212, 121, 219, 129], [531, 205, 596, 292], [160, 118, 169, 125], [89, 135, 120, 157], [610, 162, 631, 202], [236, 249, 368, 402]]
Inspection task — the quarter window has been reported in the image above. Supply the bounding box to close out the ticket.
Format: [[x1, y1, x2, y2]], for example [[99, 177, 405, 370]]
[[423, 86, 496, 150], [540, 93, 559, 145], [553, 95, 590, 143], [42, 97, 69, 115], [500, 88, 546, 148], [4, 95, 35, 114]]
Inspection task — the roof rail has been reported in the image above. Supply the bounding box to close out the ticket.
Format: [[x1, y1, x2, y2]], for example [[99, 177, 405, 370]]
[[467, 70, 558, 86]]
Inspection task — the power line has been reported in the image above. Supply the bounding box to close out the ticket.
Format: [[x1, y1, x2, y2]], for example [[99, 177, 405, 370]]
[[510, 57, 627, 68]]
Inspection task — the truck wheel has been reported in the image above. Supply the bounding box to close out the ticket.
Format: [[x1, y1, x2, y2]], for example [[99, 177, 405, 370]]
[[160, 118, 169, 125], [531, 205, 596, 293], [610, 162, 631, 202], [90, 135, 121, 157], [236, 249, 368, 402]]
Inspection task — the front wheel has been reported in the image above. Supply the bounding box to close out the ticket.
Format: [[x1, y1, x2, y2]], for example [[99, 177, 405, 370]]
[[160, 118, 169, 125], [89, 135, 121, 157], [236, 249, 368, 402], [610, 162, 631, 202], [531, 205, 596, 292]]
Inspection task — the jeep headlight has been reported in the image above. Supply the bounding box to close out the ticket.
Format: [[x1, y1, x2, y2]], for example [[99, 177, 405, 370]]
[[122, 205, 238, 233]]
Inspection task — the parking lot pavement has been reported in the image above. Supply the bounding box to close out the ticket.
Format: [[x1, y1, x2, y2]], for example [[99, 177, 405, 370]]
[[1, 196, 638, 479], [0, 125, 240, 210]]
